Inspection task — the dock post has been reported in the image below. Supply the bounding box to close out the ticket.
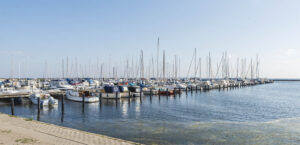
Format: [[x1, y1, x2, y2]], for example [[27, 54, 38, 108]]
[[115, 92, 118, 104], [99, 92, 102, 111], [140, 89, 142, 102], [11, 98, 14, 116], [186, 87, 188, 95], [158, 89, 161, 99], [166, 88, 169, 96], [61, 94, 64, 113], [37, 97, 40, 121], [61, 94, 64, 122], [174, 88, 176, 97], [116, 92, 118, 108], [99, 92, 102, 103], [128, 91, 131, 104], [82, 93, 85, 113], [150, 88, 152, 101], [178, 88, 181, 97]]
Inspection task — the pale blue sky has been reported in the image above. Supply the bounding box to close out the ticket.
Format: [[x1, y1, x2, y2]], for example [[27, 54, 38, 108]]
[[0, 0, 300, 78]]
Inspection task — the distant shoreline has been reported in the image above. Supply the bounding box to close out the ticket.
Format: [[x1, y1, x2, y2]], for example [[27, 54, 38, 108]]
[[273, 79, 300, 81]]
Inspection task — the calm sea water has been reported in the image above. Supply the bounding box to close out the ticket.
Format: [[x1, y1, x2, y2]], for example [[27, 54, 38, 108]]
[[1, 81, 300, 144]]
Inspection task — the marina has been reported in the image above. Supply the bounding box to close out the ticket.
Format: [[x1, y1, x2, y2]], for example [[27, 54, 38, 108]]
[[0, 51, 275, 144], [1, 0, 299, 144], [0, 77, 281, 145]]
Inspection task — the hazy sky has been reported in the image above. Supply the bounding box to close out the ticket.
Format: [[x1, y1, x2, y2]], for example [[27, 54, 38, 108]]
[[0, 0, 300, 78]]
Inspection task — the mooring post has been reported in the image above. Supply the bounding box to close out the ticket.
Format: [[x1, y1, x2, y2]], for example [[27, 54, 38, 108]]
[[61, 94, 64, 113], [99, 92, 102, 103], [128, 90, 131, 104], [128, 90, 131, 98], [174, 88, 176, 97], [11, 98, 14, 116], [82, 93, 85, 112], [158, 89, 161, 99], [179, 87, 181, 94], [167, 88, 169, 96], [37, 97, 40, 120], [186, 87, 188, 95], [115, 91, 118, 104], [140, 88, 142, 102], [150, 88, 152, 101]]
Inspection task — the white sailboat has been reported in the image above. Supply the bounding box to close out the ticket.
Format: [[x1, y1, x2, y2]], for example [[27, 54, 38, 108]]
[[66, 90, 99, 102]]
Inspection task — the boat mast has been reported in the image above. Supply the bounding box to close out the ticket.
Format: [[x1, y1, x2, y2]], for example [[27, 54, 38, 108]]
[[163, 50, 165, 82], [256, 54, 259, 79], [66, 56, 69, 78], [140, 50, 144, 80], [199, 58, 201, 81], [236, 57, 239, 79], [194, 48, 197, 81], [10, 55, 14, 79], [62, 59, 64, 79]]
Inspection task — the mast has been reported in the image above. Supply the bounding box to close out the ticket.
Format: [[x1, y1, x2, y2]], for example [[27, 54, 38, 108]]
[[163, 50, 165, 82], [61, 59, 65, 79], [157, 37, 160, 79], [256, 54, 259, 79], [140, 50, 144, 80], [100, 63, 103, 80], [10, 55, 14, 79], [44, 60, 48, 79], [75, 57, 79, 79], [66, 56, 69, 78], [18, 63, 20, 80], [194, 48, 197, 80], [236, 57, 239, 79], [199, 58, 201, 81], [250, 59, 253, 80], [209, 52, 212, 80]]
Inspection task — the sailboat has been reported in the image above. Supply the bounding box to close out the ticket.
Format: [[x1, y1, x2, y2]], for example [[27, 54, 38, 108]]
[[66, 89, 99, 102]]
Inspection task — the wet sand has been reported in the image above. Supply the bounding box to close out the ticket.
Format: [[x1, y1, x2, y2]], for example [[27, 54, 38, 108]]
[[0, 113, 138, 145]]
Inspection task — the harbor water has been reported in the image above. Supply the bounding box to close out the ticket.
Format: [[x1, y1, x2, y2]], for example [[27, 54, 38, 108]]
[[1, 81, 300, 144]]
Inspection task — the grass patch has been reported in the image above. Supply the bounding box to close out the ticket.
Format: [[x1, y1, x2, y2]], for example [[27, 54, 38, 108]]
[[24, 118, 33, 121], [8, 115, 16, 117], [15, 138, 37, 144], [1, 130, 11, 133]]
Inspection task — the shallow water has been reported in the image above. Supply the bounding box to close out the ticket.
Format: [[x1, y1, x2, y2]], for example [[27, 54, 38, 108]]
[[1, 82, 300, 144]]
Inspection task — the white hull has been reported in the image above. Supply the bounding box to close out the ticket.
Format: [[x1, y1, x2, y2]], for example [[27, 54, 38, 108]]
[[143, 90, 158, 95], [66, 91, 99, 103], [102, 93, 121, 99], [29, 94, 58, 106]]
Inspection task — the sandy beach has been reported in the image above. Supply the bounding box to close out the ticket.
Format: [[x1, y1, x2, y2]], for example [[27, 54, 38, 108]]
[[0, 113, 137, 145]]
